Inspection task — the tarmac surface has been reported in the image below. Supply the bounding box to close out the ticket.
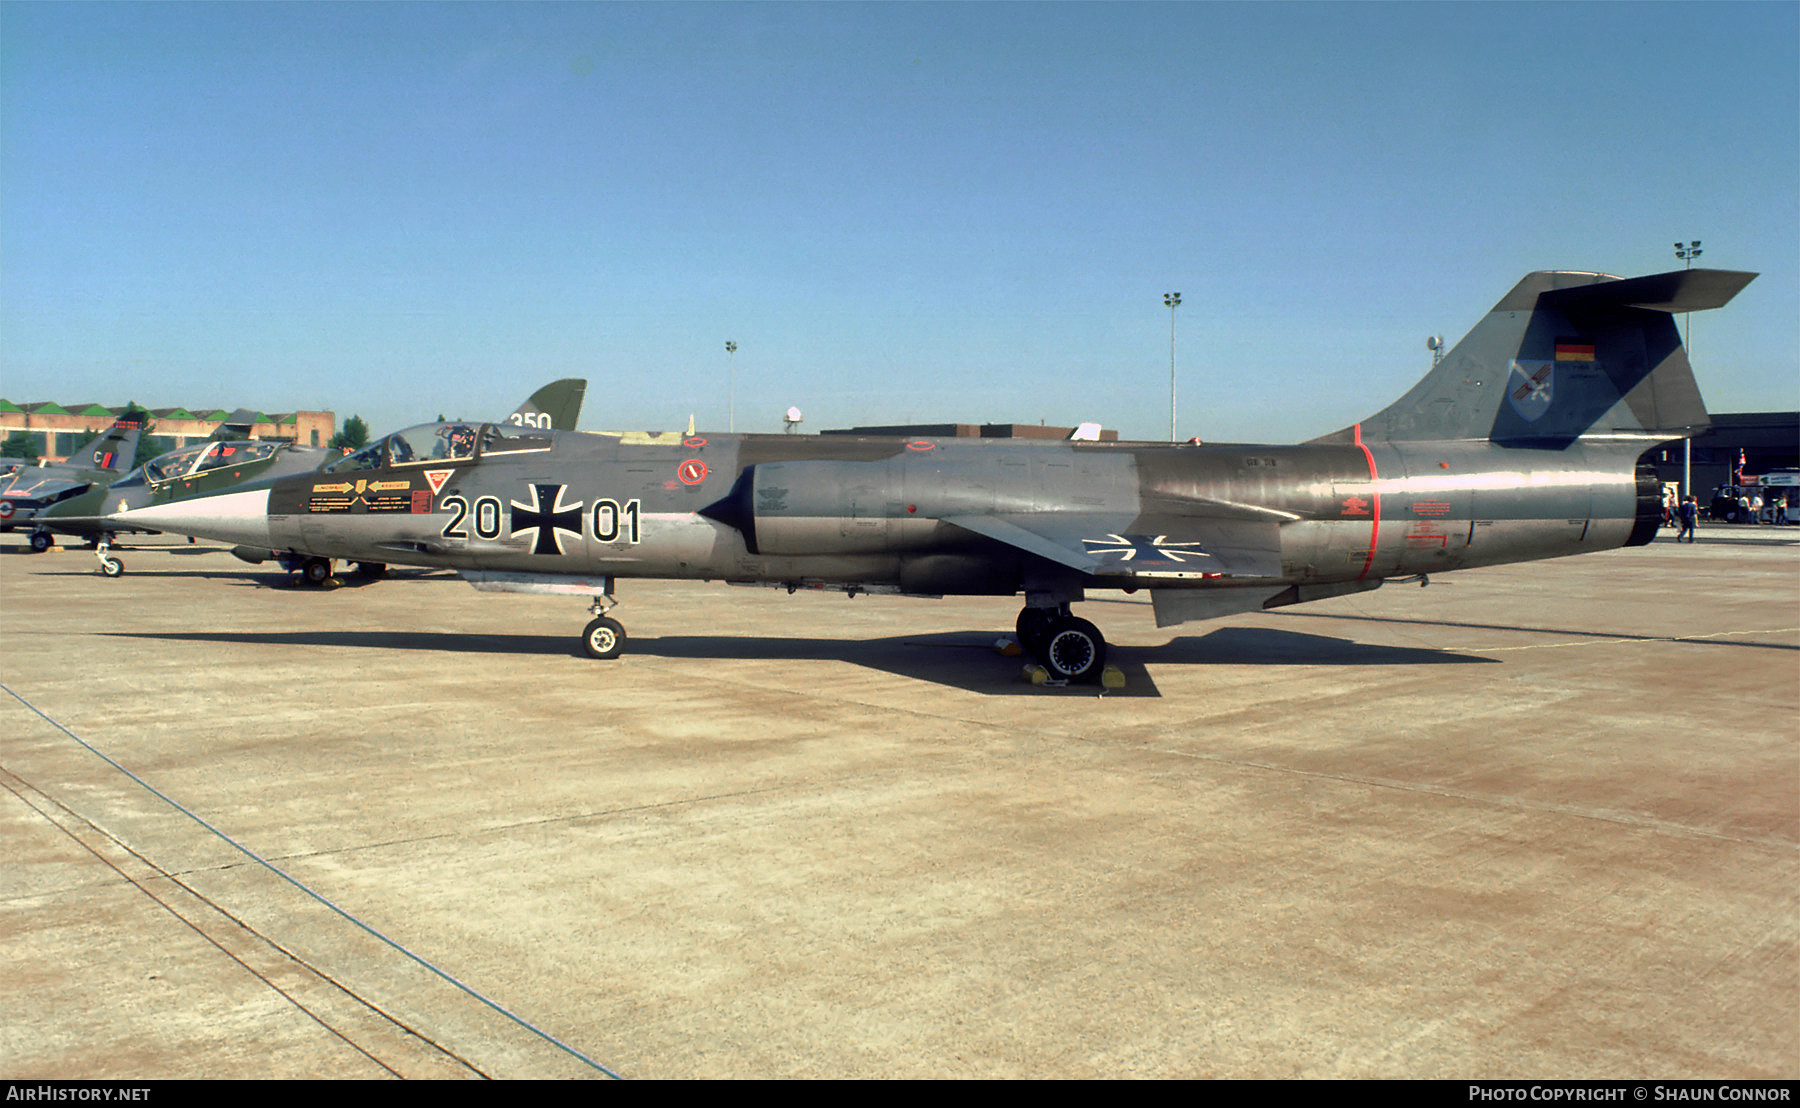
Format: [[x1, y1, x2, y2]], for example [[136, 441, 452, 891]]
[[2, 526, 1796, 1079]]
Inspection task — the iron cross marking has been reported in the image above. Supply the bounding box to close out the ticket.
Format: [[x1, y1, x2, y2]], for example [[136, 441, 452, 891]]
[[511, 483, 584, 555], [1082, 533, 1211, 568]]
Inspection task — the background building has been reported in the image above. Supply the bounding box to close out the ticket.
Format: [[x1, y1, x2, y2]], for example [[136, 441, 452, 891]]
[[822, 422, 1119, 441], [0, 401, 335, 462], [1646, 411, 1800, 497]]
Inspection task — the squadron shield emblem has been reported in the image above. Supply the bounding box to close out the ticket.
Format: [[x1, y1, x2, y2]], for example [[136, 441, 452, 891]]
[[1506, 360, 1555, 422]]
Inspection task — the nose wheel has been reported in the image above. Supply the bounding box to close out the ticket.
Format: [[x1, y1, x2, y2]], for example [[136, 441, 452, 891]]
[[579, 586, 626, 660], [582, 616, 627, 659]]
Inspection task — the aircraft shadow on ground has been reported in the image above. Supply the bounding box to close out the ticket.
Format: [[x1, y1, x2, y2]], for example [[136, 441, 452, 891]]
[[1274, 610, 1800, 653], [1149, 626, 1497, 667], [98, 624, 1493, 698]]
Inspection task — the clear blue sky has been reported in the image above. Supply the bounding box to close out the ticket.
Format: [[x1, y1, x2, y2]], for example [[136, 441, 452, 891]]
[[3, 1, 1794, 442]]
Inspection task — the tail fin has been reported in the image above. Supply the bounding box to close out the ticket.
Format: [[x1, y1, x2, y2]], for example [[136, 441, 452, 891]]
[[66, 412, 147, 473], [207, 408, 263, 441], [1312, 268, 1757, 447], [506, 379, 587, 431]]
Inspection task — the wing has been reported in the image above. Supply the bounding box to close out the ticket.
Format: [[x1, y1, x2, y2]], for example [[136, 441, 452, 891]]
[[944, 509, 1284, 580]]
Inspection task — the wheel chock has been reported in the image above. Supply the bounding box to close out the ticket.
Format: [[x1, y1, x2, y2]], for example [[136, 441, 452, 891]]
[[995, 636, 1022, 656], [1099, 665, 1126, 690]]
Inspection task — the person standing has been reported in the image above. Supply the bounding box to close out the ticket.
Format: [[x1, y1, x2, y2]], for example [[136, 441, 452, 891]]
[[1678, 496, 1699, 543]]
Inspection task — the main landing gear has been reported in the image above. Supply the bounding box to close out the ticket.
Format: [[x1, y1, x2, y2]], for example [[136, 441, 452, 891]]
[[1015, 603, 1108, 683], [298, 556, 333, 586], [280, 557, 385, 586]]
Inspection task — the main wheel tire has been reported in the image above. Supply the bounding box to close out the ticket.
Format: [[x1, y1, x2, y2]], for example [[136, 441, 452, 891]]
[[1015, 607, 1054, 658], [28, 531, 51, 553], [1042, 617, 1107, 683], [300, 557, 332, 586], [582, 616, 627, 660]]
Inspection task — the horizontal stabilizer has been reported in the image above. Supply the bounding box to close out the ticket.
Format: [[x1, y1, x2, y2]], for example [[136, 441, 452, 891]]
[[1541, 269, 1757, 314]]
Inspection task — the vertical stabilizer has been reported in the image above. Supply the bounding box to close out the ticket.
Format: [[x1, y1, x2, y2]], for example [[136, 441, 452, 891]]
[[1311, 269, 1756, 447], [65, 414, 146, 473], [510, 379, 588, 431], [209, 409, 263, 441]]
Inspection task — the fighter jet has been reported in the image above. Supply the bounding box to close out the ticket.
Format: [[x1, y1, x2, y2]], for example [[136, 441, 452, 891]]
[[111, 269, 1754, 682], [47, 380, 588, 578], [32, 410, 320, 555], [41, 442, 336, 575], [222, 377, 589, 582], [0, 414, 145, 548]]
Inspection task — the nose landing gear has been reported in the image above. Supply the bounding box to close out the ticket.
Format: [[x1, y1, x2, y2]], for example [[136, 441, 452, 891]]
[[580, 587, 626, 660]]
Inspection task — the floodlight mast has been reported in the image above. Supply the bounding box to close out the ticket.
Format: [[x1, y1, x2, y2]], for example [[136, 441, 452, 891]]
[[1164, 292, 1181, 442], [1672, 241, 1702, 498], [725, 341, 738, 432]]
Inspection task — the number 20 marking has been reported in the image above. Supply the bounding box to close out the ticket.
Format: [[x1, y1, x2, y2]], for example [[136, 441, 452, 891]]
[[438, 494, 504, 539]]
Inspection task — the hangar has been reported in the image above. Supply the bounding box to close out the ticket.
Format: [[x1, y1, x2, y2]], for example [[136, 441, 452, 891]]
[[1646, 410, 1800, 495], [0, 401, 336, 463]]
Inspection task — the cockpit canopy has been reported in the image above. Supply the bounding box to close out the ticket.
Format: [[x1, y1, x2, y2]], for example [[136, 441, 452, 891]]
[[325, 422, 552, 474], [113, 440, 282, 489]]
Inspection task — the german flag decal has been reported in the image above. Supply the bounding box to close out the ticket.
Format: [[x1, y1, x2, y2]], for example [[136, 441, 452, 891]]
[[1554, 341, 1595, 362]]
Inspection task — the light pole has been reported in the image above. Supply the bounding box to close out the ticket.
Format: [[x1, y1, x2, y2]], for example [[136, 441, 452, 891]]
[[1164, 292, 1181, 442], [1673, 241, 1701, 499], [725, 341, 737, 432]]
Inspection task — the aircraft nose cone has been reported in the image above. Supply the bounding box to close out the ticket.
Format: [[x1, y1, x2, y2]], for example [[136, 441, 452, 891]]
[[111, 488, 274, 548]]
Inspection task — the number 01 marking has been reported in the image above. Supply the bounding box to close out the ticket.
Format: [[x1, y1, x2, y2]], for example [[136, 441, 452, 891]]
[[593, 498, 641, 544]]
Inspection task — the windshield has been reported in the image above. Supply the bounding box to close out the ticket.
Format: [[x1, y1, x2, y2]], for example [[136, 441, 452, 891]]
[[389, 422, 480, 465], [326, 422, 486, 473], [144, 444, 211, 483], [197, 441, 278, 472], [327, 439, 387, 474]]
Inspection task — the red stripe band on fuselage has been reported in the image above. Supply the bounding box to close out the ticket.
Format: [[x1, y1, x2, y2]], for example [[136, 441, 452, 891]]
[[1353, 423, 1381, 579]]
